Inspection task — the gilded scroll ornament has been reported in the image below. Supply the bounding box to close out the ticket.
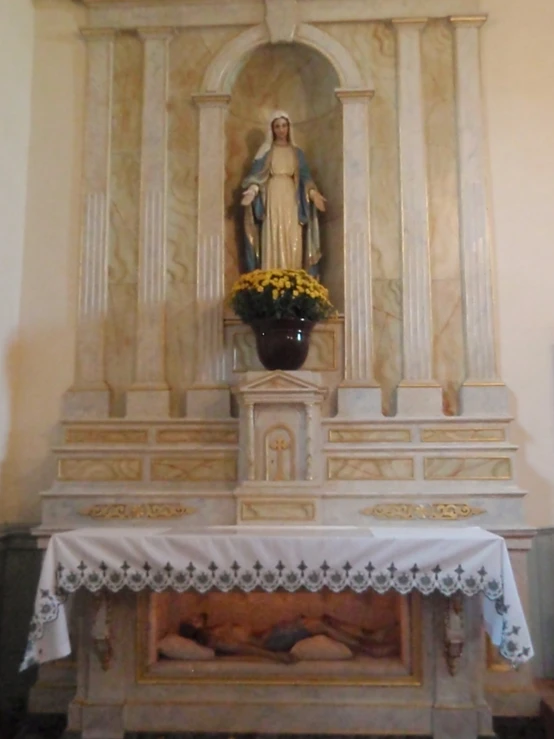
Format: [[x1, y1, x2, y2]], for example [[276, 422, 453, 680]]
[[361, 503, 486, 521], [81, 503, 196, 520]]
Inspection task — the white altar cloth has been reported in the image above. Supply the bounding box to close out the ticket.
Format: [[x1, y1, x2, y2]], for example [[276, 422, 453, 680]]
[[22, 525, 533, 669]]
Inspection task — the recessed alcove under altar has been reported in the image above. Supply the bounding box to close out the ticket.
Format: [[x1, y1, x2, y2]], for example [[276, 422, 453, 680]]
[[139, 589, 416, 684]]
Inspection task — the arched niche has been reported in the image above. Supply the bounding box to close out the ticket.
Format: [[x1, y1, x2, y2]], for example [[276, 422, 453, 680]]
[[223, 42, 344, 310]]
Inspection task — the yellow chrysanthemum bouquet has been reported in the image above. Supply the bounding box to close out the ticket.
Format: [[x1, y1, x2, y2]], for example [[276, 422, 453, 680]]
[[229, 269, 335, 324]]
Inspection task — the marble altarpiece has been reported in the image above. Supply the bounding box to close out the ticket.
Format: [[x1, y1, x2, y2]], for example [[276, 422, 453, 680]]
[[28, 1, 537, 738]]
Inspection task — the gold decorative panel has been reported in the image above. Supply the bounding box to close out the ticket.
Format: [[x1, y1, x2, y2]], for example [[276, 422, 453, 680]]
[[424, 457, 512, 481], [65, 428, 148, 445], [421, 428, 505, 443], [328, 457, 414, 481], [156, 428, 238, 445], [361, 503, 486, 521], [328, 428, 411, 443], [151, 456, 237, 482], [58, 458, 142, 482], [81, 503, 196, 520], [239, 499, 316, 523]]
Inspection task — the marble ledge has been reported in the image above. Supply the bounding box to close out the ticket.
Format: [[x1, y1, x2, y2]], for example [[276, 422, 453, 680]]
[[81, 1, 488, 31]]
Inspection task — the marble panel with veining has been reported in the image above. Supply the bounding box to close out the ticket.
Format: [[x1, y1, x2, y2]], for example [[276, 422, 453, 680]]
[[151, 455, 237, 482], [422, 21, 461, 282], [106, 37, 143, 403], [165, 28, 242, 391], [424, 456, 512, 481], [58, 458, 143, 482], [328, 456, 414, 481], [111, 36, 143, 153], [372, 278, 402, 416], [432, 278, 464, 416], [320, 22, 401, 283]]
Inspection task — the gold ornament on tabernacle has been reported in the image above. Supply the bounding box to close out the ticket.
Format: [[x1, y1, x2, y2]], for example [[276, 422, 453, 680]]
[[361, 503, 486, 521], [81, 503, 196, 520]]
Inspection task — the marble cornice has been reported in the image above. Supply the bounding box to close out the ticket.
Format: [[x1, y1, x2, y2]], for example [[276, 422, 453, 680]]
[[74, 0, 485, 30]]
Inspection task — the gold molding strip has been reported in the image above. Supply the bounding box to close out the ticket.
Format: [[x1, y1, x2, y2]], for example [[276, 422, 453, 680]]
[[424, 457, 512, 481], [329, 429, 411, 443], [65, 428, 148, 445], [81, 503, 196, 520], [58, 458, 142, 482], [421, 428, 505, 443], [328, 457, 414, 481], [361, 503, 486, 521]]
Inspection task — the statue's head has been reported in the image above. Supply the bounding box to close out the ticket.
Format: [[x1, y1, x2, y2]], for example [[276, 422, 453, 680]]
[[271, 115, 290, 143]]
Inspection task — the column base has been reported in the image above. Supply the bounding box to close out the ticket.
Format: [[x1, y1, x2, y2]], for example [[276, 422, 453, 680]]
[[460, 382, 510, 417], [397, 382, 443, 417], [432, 707, 480, 739], [62, 387, 110, 419], [337, 385, 382, 418], [126, 386, 170, 418], [187, 386, 230, 418]]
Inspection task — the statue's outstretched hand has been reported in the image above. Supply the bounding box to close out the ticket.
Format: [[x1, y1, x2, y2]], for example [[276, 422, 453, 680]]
[[311, 191, 326, 212], [241, 187, 257, 206]]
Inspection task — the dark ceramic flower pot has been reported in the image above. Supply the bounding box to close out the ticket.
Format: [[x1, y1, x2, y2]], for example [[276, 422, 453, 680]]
[[250, 318, 315, 371]]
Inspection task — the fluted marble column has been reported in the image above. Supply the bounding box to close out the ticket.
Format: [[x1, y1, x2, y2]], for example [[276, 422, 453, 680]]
[[127, 28, 173, 418], [451, 16, 508, 416], [63, 29, 115, 419], [393, 19, 442, 417], [187, 94, 231, 418], [336, 89, 381, 418]]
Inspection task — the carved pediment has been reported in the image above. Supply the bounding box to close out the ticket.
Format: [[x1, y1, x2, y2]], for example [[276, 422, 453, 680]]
[[236, 370, 326, 396]]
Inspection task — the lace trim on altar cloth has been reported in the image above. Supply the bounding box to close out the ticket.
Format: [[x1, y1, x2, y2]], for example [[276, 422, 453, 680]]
[[21, 558, 532, 670]]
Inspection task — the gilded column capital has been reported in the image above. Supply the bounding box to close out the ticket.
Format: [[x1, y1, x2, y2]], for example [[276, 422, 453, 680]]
[[335, 88, 374, 102], [449, 15, 487, 29], [192, 92, 232, 108], [136, 26, 176, 41], [79, 27, 118, 42], [391, 17, 428, 30]]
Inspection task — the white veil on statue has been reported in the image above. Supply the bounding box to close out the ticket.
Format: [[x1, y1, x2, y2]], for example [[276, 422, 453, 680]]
[[253, 110, 297, 161]]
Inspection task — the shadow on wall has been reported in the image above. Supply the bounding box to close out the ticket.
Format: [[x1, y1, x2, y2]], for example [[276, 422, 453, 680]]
[[0, 338, 57, 736], [506, 383, 554, 680]]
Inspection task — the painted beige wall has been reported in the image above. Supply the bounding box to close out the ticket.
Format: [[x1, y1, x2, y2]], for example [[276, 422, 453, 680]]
[[482, 0, 554, 525], [1, 0, 554, 525], [0, 0, 85, 522], [0, 0, 34, 521]]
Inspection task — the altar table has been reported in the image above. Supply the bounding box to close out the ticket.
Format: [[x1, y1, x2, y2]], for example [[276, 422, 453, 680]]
[[22, 525, 533, 670]]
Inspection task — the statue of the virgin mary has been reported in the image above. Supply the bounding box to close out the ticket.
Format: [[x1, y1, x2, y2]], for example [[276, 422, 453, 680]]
[[240, 111, 326, 275]]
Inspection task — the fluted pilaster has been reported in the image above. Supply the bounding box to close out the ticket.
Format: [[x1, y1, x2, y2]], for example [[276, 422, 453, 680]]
[[63, 29, 115, 419], [187, 93, 231, 418], [127, 27, 173, 418], [451, 16, 508, 416], [336, 89, 381, 418], [394, 18, 442, 416]]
